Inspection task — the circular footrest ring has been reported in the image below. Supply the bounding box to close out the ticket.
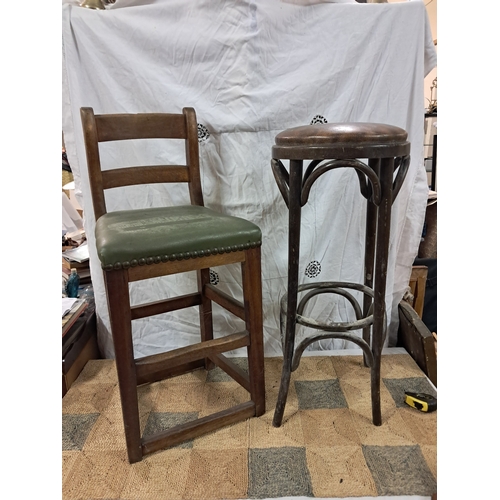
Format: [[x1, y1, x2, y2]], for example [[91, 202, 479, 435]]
[[279, 281, 386, 371]]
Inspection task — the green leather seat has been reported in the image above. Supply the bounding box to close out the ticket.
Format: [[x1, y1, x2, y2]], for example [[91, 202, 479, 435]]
[[95, 205, 262, 270]]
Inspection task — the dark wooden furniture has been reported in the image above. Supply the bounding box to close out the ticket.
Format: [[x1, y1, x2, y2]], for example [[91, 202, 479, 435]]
[[62, 300, 99, 397], [406, 265, 428, 319], [398, 300, 437, 387], [80, 107, 265, 463], [270, 122, 410, 427]]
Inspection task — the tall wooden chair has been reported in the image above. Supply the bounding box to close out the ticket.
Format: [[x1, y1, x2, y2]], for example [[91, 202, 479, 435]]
[[80, 107, 265, 463]]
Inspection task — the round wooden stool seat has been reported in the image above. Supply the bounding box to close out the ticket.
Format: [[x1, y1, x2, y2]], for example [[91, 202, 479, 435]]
[[273, 122, 409, 159]]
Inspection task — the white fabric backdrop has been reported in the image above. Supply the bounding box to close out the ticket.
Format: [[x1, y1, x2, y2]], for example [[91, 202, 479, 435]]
[[62, 0, 436, 359]]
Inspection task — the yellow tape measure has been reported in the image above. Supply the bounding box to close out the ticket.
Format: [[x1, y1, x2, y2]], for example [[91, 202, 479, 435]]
[[404, 392, 437, 413]]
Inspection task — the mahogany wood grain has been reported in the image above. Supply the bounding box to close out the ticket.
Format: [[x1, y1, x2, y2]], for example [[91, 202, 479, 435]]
[[127, 251, 246, 282], [210, 353, 251, 392], [197, 267, 214, 370], [131, 292, 202, 320], [136, 359, 205, 386], [104, 269, 142, 463], [102, 165, 189, 189], [95, 112, 187, 142], [80, 106, 265, 463], [205, 283, 246, 320], [141, 401, 256, 457], [242, 246, 266, 416], [134, 331, 250, 382]]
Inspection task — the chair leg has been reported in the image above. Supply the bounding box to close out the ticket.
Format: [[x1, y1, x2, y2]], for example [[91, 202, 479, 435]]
[[198, 267, 215, 370], [104, 269, 142, 463], [242, 246, 265, 416]]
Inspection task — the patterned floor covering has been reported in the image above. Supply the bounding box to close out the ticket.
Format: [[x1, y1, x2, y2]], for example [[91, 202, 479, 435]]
[[62, 353, 437, 499]]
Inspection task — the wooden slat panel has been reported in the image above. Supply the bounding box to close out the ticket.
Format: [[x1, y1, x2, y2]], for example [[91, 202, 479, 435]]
[[141, 401, 255, 456], [95, 113, 186, 142], [102, 165, 189, 190], [135, 331, 250, 382], [205, 284, 245, 320], [131, 292, 202, 320]]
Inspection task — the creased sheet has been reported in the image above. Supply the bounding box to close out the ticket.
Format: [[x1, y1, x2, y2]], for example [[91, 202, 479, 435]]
[[62, 0, 436, 358]]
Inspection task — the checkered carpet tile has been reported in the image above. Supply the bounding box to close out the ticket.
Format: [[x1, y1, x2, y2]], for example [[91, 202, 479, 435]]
[[62, 354, 437, 499]]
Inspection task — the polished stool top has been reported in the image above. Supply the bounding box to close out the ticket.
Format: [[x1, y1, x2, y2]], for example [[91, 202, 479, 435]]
[[273, 122, 410, 159]]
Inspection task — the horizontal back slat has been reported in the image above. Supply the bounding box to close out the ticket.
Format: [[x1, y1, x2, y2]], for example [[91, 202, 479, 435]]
[[80, 106, 203, 220], [102, 165, 190, 190], [95, 113, 187, 142]]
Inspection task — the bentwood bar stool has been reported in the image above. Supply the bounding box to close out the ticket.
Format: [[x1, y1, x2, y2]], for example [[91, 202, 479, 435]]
[[270, 123, 410, 427]]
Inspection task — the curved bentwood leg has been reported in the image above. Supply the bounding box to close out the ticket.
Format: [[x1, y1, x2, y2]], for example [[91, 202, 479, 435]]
[[362, 159, 380, 367], [273, 159, 303, 427], [371, 157, 395, 426]]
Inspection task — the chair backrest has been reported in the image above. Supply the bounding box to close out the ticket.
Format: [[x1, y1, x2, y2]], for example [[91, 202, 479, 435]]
[[80, 107, 203, 220]]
